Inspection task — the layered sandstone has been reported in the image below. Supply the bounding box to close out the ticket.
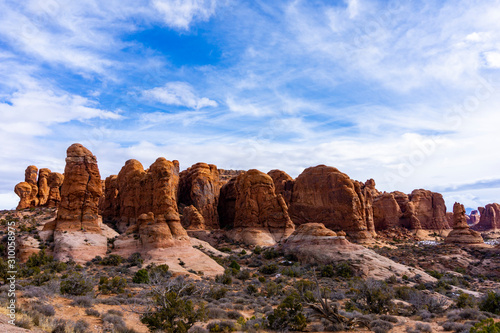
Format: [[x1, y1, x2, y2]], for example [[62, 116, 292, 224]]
[[469, 210, 480, 226], [37, 168, 51, 206], [15, 165, 64, 209], [181, 205, 206, 230], [220, 169, 295, 246], [373, 193, 402, 230], [288, 165, 373, 242], [178, 163, 221, 229], [445, 203, 484, 244], [14, 166, 39, 209], [46, 172, 64, 207], [473, 203, 500, 231], [409, 189, 449, 229]]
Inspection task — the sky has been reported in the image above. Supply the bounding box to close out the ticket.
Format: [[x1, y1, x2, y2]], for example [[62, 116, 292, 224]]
[[1, 0, 500, 211]]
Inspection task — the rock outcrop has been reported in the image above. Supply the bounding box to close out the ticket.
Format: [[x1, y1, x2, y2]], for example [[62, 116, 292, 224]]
[[409, 189, 449, 230], [178, 163, 221, 229], [281, 223, 435, 282], [267, 169, 294, 205], [48, 144, 108, 262], [37, 168, 51, 206], [373, 193, 403, 230], [112, 210, 224, 277], [46, 172, 64, 207], [469, 210, 480, 226], [219, 169, 295, 246], [473, 203, 500, 231], [102, 158, 180, 233], [181, 205, 206, 230], [14, 166, 39, 209], [288, 165, 373, 242], [14, 165, 64, 209], [445, 202, 484, 244]]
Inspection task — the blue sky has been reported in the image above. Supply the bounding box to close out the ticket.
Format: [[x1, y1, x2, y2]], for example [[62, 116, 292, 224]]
[[1, 0, 500, 211]]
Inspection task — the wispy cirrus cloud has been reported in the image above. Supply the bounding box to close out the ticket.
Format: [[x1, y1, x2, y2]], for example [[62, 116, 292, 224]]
[[143, 82, 218, 109]]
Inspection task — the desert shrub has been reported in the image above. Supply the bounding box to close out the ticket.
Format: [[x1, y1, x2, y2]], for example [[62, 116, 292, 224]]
[[141, 277, 207, 333], [264, 281, 282, 297], [263, 248, 280, 260], [207, 307, 228, 319], [74, 319, 90, 333], [15, 316, 32, 329], [227, 310, 243, 320], [370, 319, 394, 333], [85, 308, 100, 317], [259, 264, 278, 275], [30, 302, 55, 316], [208, 287, 228, 300], [102, 313, 127, 330], [456, 292, 476, 308], [189, 325, 209, 333], [100, 254, 123, 266], [253, 246, 263, 255], [60, 272, 93, 296], [215, 273, 232, 285], [26, 249, 53, 268], [246, 284, 258, 295], [133, 269, 150, 284], [415, 322, 432, 332], [479, 291, 500, 315], [71, 295, 94, 308], [320, 264, 335, 277], [207, 320, 235, 332], [228, 260, 240, 272], [442, 321, 468, 332], [108, 309, 124, 316], [99, 276, 127, 294], [148, 264, 171, 281], [127, 252, 143, 267], [470, 318, 500, 333], [281, 265, 302, 277], [336, 262, 355, 278], [352, 279, 394, 314], [266, 293, 307, 331], [236, 269, 251, 281], [427, 270, 443, 279], [380, 314, 398, 323]]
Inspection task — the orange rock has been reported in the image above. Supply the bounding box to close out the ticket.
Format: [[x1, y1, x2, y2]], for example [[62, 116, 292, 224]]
[[181, 205, 206, 230], [47, 172, 64, 207], [14, 165, 39, 209], [473, 203, 500, 231], [220, 169, 295, 246], [178, 163, 222, 229], [373, 192, 402, 230], [37, 168, 51, 206], [55, 144, 102, 233], [446, 202, 484, 244], [267, 169, 294, 205], [14, 182, 33, 210], [409, 189, 449, 229], [288, 165, 373, 242]]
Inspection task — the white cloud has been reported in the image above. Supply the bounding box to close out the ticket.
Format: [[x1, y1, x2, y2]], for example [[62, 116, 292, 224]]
[[152, 0, 217, 29], [143, 82, 218, 109]]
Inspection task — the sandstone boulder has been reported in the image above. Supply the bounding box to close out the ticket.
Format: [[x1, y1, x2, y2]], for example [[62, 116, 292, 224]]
[[181, 205, 206, 230], [473, 203, 500, 231], [220, 169, 295, 246], [37, 168, 51, 206], [409, 189, 449, 230], [288, 165, 373, 242], [469, 210, 480, 226], [14, 182, 33, 210], [446, 202, 484, 244], [47, 172, 64, 207], [373, 192, 402, 230]]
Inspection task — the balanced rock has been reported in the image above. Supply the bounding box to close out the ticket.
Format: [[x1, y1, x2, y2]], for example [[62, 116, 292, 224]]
[[288, 165, 373, 242], [473, 203, 500, 231], [445, 202, 484, 244], [14, 165, 39, 209], [178, 163, 222, 229], [220, 169, 295, 246]]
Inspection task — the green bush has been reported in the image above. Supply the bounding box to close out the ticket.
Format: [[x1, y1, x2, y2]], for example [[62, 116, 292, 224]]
[[26, 250, 54, 268], [456, 292, 476, 309], [60, 273, 93, 295], [335, 262, 354, 278], [320, 264, 335, 277], [470, 318, 500, 333], [263, 249, 280, 260], [253, 246, 263, 255], [99, 254, 123, 266], [208, 287, 228, 300], [228, 260, 240, 272], [99, 276, 127, 294], [353, 279, 394, 314], [259, 264, 278, 275], [266, 293, 307, 331], [479, 291, 500, 315], [127, 252, 144, 267], [133, 269, 150, 284], [215, 273, 232, 285], [246, 284, 259, 295]]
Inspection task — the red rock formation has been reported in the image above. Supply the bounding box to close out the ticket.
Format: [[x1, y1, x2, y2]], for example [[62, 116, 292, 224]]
[[102, 158, 180, 232], [178, 163, 221, 229], [267, 169, 294, 205], [373, 193, 402, 230], [47, 172, 64, 208], [55, 144, 102, 232], [288, 165, 373, 242], [473, 203, 500, 231], [218, 169, 245, 183], [445, 202, 484, 244], [37, 168, 51, 206], [409, 189, 449, 230], [446, 212, 454, 227], [218, 177, 238, 229], [469, 210, 480, 226], [14, 165, 39, 209], [222, 169, 295, 246], [181, 205, 206, 230]]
